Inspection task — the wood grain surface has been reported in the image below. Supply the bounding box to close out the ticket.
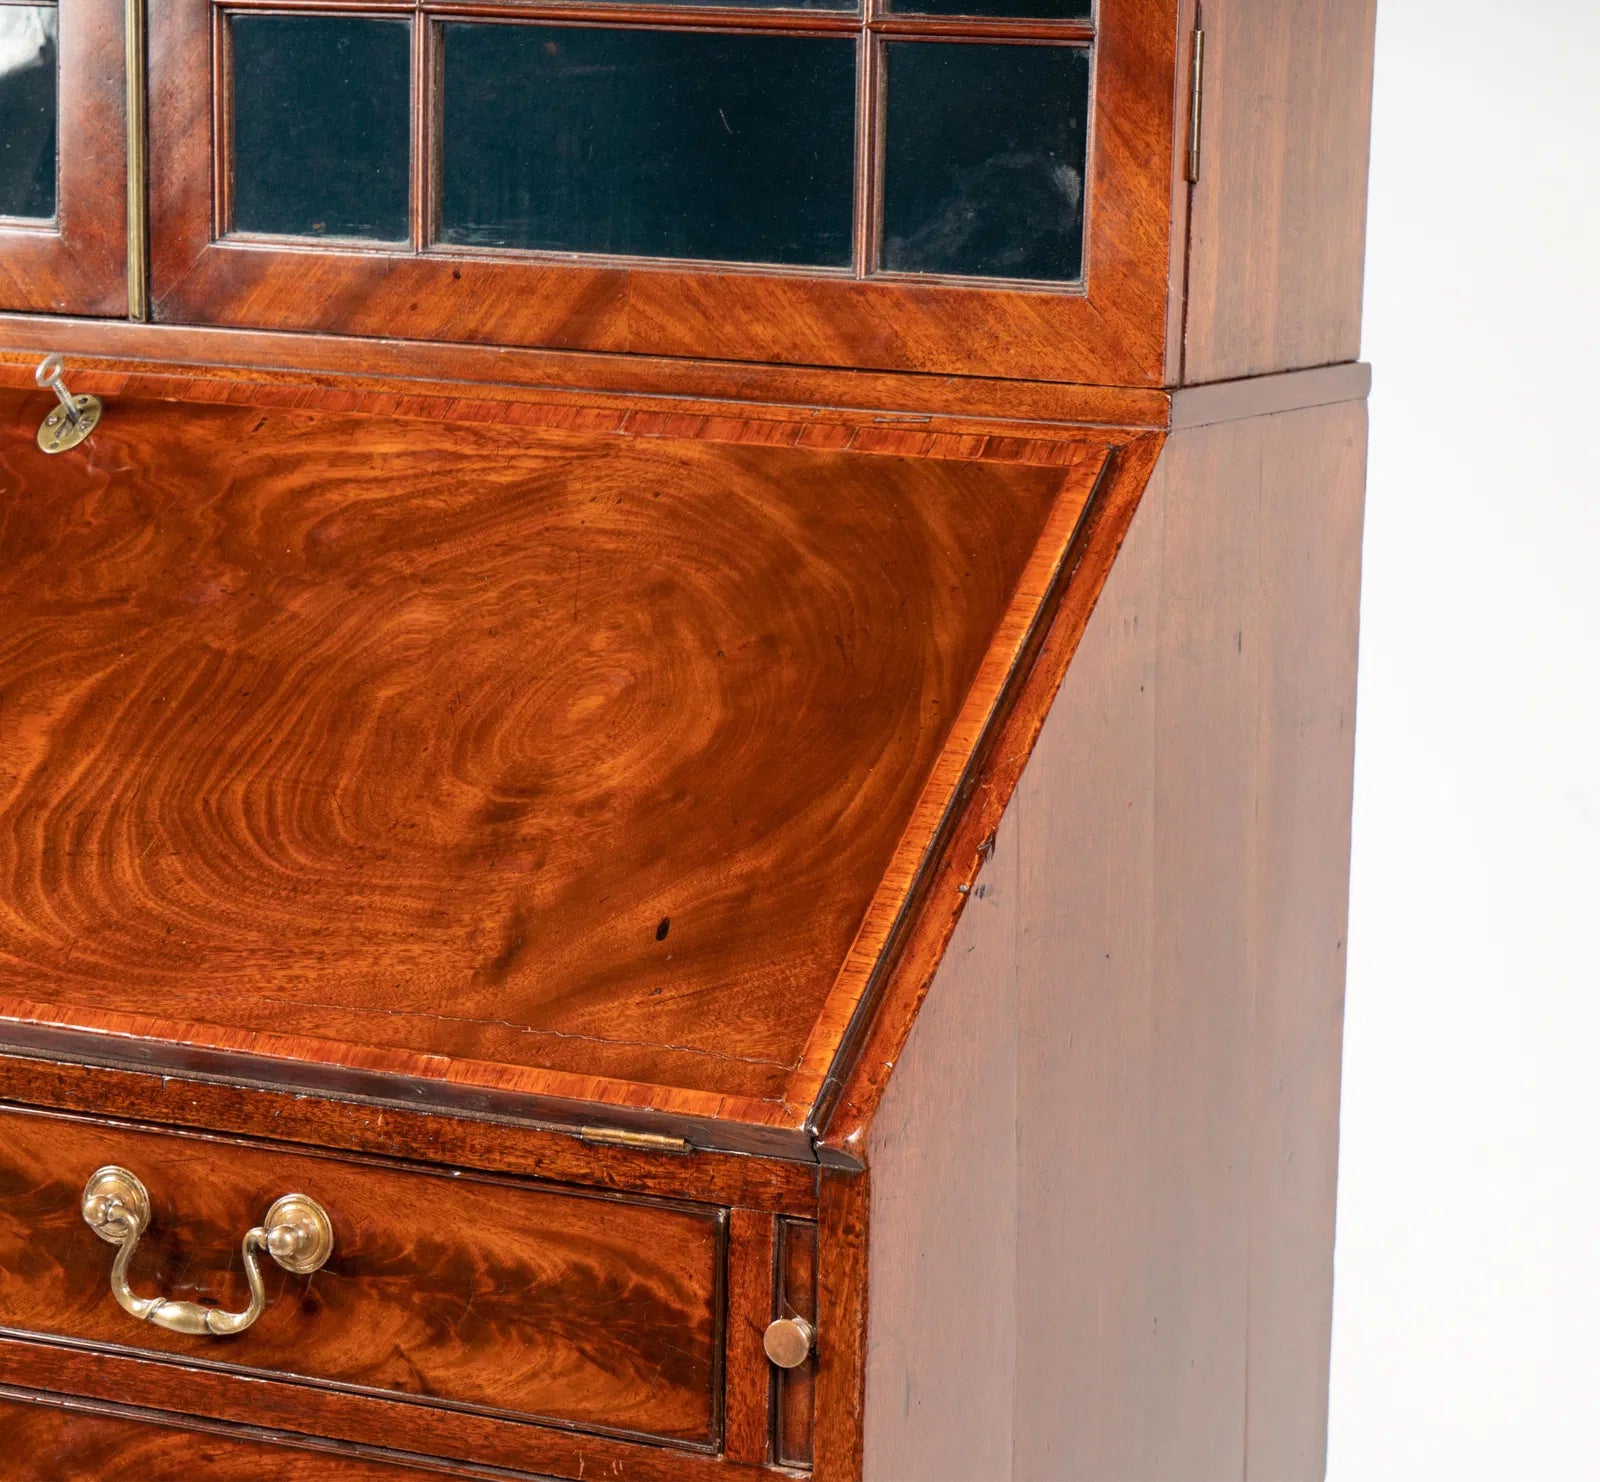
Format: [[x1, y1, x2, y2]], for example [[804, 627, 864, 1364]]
[[0, 386, 1105, 1124], [0, 1, 1378, 1470], [0, 0, 128, 317], [1180, 0, 1378, 382], [0, 1050, 820, 1216], [0, 355, 1123, 473], [861, 802, 1022, 1481], [0, 1105, 722, 1446], [775, 1217, 817, 1468], [0, 1335, 775, 1482], [815, 432, 1168, 1153], [144, 0, 1179, 384], [722, 1208, 776, 1466], [860, 400, 1366, 1479], [0, 1391, 474, 1480], [0, 319, 1176, 432], [811, 1168, 868, 1482]]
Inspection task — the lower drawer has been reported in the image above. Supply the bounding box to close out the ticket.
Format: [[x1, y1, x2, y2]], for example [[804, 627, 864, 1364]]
[[0, 1392, 460, 1479], [0, 1107, 722, 1449]]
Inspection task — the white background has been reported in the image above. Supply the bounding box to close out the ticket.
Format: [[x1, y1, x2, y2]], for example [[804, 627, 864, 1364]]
[[1328, 2, 1600, 1477]]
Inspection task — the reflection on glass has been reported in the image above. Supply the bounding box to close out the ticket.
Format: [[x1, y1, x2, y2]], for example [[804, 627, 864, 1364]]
[[0, 5, 57, 221], [881, 41, 1090, 282], [231, 14, 411, 241], [439, 23, 857, 268]]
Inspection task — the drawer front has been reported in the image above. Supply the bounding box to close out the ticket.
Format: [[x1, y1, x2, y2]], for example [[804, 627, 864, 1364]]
[[0, 1108, 721, 1447], [0, 1395, 456, 1479]]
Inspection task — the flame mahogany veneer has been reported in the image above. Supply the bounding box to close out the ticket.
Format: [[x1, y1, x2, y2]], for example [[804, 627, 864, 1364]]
[[0, 0, 1374, 1474], [0, 384, 1110, 1126]]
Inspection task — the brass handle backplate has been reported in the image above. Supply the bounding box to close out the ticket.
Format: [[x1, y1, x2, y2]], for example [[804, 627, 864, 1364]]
[[81, 1166, 333, 1338]]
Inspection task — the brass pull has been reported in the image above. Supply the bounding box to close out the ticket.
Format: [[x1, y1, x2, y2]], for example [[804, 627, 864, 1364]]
[[81, 1166, 333, 1338], [35, 353, 102, 454]]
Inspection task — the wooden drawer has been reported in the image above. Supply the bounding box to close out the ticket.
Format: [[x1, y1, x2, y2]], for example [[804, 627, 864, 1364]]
[[0, 1393, 463, 1479], [0, 1108, 722, 1451]]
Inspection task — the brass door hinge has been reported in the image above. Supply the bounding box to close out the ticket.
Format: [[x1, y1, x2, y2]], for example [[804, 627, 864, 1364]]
[[579, 1125, 694, 1155], [1186, 24, 1206, 184]]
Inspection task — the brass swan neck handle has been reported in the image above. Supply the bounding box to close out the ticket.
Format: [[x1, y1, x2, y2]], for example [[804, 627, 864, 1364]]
[[81, 1166, 333, 1338]]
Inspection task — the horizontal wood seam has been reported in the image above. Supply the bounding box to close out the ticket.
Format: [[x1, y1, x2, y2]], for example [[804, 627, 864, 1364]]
[[0, 341, 1373, 442], [1169, 362, 1372, 430], [0, 316, 1172, 430], [0, 1050, 823, 1211]]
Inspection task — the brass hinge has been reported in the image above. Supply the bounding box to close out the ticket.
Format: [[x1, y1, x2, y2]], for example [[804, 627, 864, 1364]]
[[1186, 24, 1206, 184], [579, 1125, 694, 1155]]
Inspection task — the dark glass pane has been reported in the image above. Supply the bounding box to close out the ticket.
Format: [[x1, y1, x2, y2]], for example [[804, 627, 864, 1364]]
[[439, 24, 856, 268], [888, 0, 1089, 17], [881, 42, 1089, 282], [0, 5, 57, 220], [231, 14, 410, 241]]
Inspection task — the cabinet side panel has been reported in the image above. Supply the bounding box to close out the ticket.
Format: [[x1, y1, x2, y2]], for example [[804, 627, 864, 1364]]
[[1013, 404, 1365, 1481], [864, 401, 1365, 1482], [1013, 439, 1192, 1481], [1181, 0, 1377, 383], [861, 824, 1020, 1482], [1241, 403, 1366, 1479]]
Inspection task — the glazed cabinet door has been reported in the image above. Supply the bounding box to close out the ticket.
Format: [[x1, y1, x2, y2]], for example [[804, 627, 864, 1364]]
[[145, 0, 1182, 381], [0, 0, 127, 314]]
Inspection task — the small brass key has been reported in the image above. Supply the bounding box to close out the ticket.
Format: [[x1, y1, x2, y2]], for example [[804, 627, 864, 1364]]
[[35, 353, 102, 453]]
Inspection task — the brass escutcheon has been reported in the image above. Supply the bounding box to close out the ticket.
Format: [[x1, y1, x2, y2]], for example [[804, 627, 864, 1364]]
[[34, 353, 102, 453]]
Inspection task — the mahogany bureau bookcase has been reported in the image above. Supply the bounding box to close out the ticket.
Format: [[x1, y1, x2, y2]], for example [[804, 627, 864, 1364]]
[[0, 0, 1376, 1475]]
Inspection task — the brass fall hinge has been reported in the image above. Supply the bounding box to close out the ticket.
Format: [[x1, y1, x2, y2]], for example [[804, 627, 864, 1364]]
[[579, 1125, 694, 1155], [1186, 23, 1207, 184]]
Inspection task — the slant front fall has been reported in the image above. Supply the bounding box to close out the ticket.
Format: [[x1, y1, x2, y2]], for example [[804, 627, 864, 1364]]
[[0, 385, 1107, 1122]]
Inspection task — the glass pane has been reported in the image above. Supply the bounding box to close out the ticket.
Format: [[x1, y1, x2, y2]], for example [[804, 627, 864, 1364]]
[[439, 24, 856, 269], [231, 14, 411, 241], [881, 41, 1089, 282], [0, 4, 57, 220], [887, 0, 1089, 17]]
